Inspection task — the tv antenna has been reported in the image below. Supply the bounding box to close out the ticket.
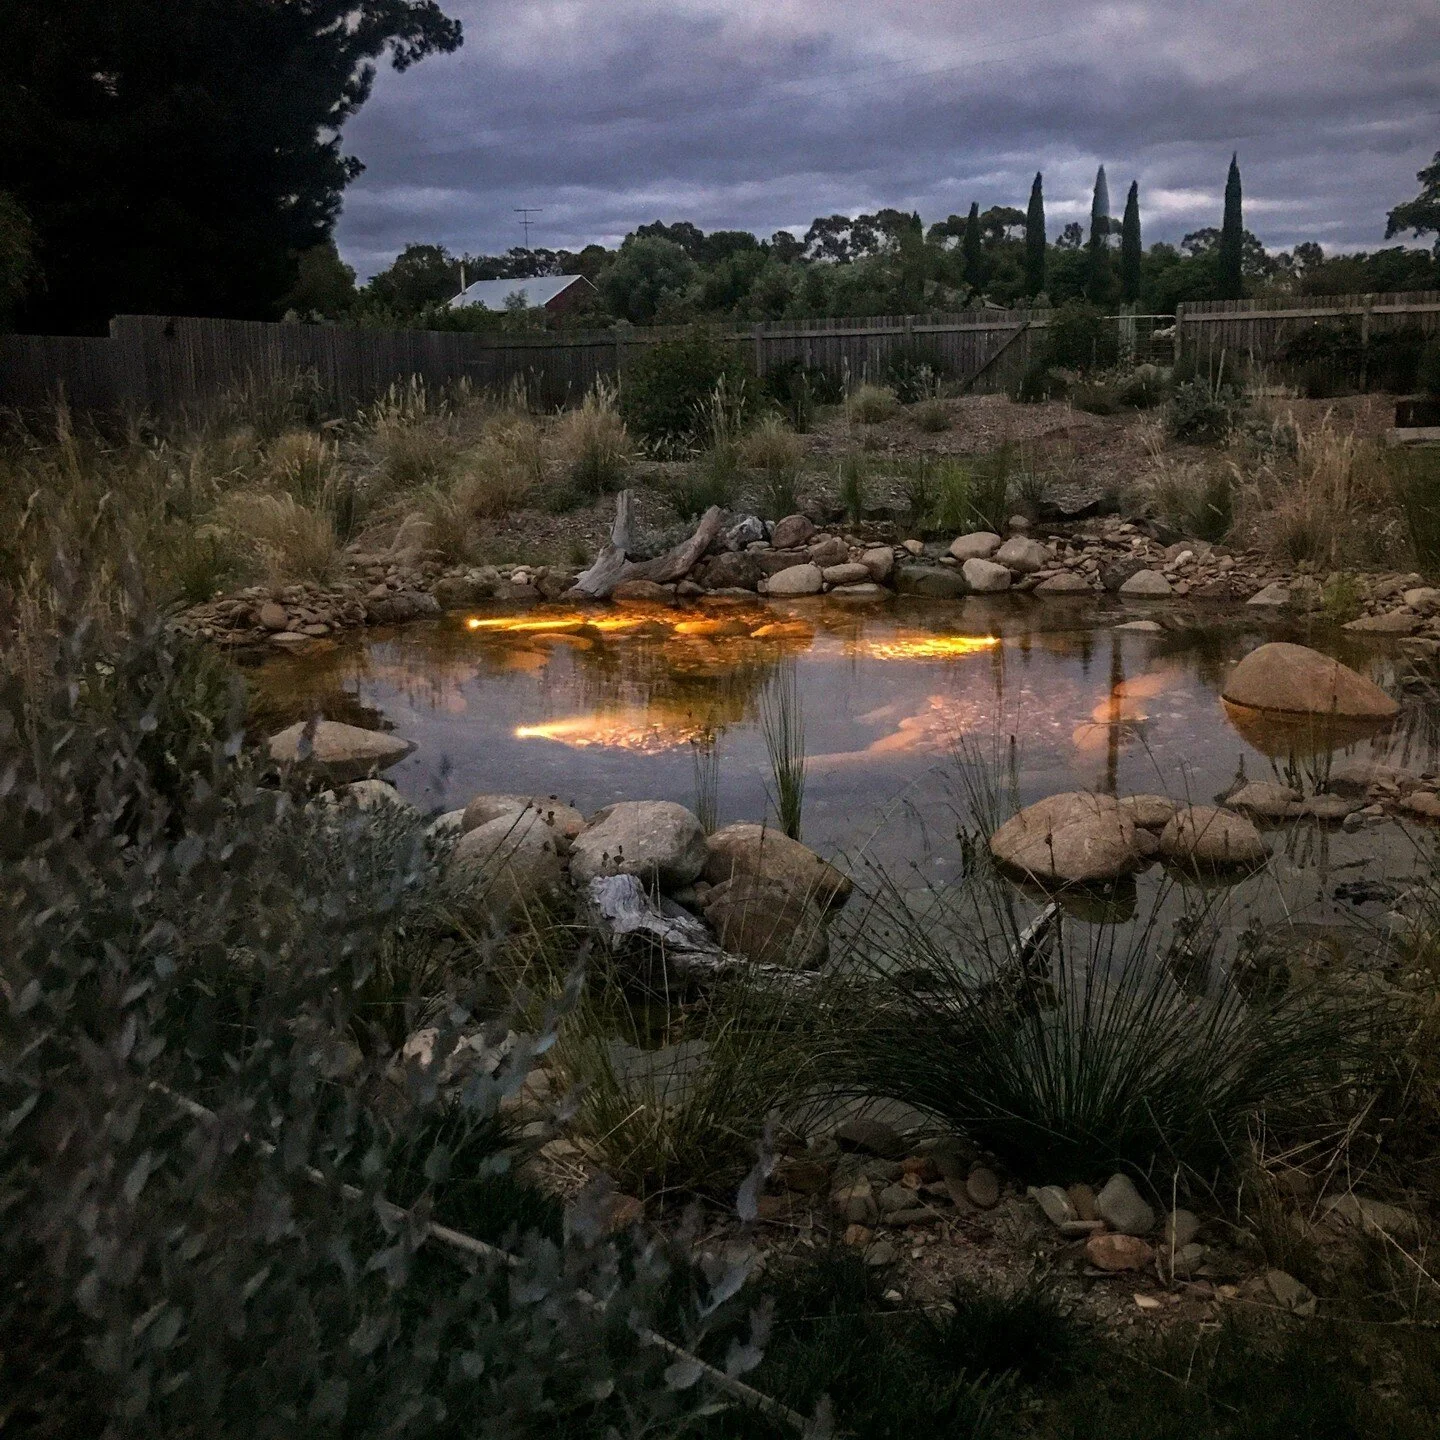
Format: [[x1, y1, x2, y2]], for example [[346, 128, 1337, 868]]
[[514, 207, 543, 247]]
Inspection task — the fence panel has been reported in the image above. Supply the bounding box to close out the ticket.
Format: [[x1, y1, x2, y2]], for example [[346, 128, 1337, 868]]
[[0, 334, 119, 411]]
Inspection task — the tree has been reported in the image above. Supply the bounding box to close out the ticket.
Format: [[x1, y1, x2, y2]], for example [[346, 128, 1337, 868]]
[[1024, 173, 1046, 297], [1387, 149, 1440, 253], [634, 220, 707, 259], [962, 202, 984, 291], [1085, 165, 1112, 304], [284, 242, 357, 319], [1218, 153, 1245, 300], [770, 230, 806, 263], [1120, 181, 1142, 304], [1056, 222, 1085, 250], [0, 1, 462, 333], [978, 206, 1026, 245], [362, 243, 461, 315], [0, 191, 38, 328], [598, 237, 697, 324]]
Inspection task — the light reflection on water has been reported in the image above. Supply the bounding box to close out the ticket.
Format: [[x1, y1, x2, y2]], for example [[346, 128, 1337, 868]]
[[249, 595, 1439, 932]]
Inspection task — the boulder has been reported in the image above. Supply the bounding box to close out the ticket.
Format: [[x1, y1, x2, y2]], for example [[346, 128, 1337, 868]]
[[771, 514, 817, 549], [1225, 781, 1302, 820], [962, 558, 1011, 593], [1096, 1174, 1156, 1236], [1100, 557, 1150, 592], [1160, 805, 1267, 866], [267, 720, 415, 785], [335, 779, 417, 815], [830, 582, 887, 599], [258, 600, 288, 631], [570, 801, 708, 891], [1118, 569, 1173, 597], [765, 563, 825, 597], [701, 876, 828, 969], [699, 551, 764, 590], [432, 569, 500, 608], [450, 809, 567, 907], [1034, 572, 1092, 595], [808, 536, 850, 568], [1221, 642, 1399, 719], [1246, 583, 1292, 607], [461, 793, 584, 841], [1403, 586, 1440, 615], [989, 792, 1141, 885], [1114, 619, 1163, 632], [724, 515, 767, 550], [755, 548, 813, 576], [949, 531, 1002, 562], [860, 547, 895, 583], [994, 536, 1051, 574], [367, 591, 442, 624], [703, 822, 852, 910], [612, 579, 675, 602], [1118, 794, 1179, 830], [1343, 610, 1419, 635], [895, 565, 967, 599], [822, 562, 872, 586]]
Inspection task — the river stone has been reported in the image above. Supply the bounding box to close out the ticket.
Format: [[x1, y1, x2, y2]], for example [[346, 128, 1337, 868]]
[[949, 531, 1002, 562], [337, 779, 417, 814], [771, 514, 817, 549], [725, 515, 767, 549], [965, 1166, 1000, 1209], [835, 1116, 906, 1159], [1034, 571, 1093, 595], [267, 720, 415, 784], [1086, 1233, 1154, 1272], [755, 548, 812, 576], [1164, 1209, 1201, 1249], [1403, 586, 1440, 614], [809, 536, 850, 568], [994, 536, 1051, 574], [895, 564, 967, 598], [830, 582, 887, 599], [1028, 1185, 1076, 1229], [766, 563, 825, 597], [703, 822, 852, 910], [1096, 1174, 1156, 1236], [1119, 794, 1179, 830], [612, 579, 675, 602], [700, 550, 764, 590], [822, 562, 872, 586], [1344, 610, 1419, 634], [1221, 642, 1399, 719], [258, 600, 288, 630], [861, 546, 895, 583], [962, 558, 1011, 593], [450, 810, 567, 906], [1247, 582, 1292, 607], [1114, 619, 1164, 632], [989, 792, 1141, 885], [461, 793, 585, 841], [1160, 805, 1268, 866], [570, 800, 708, 891], [1101, 557, 1150, 592], [1226, 781, 1303, 820], [1118, 569, 1173, 597], [701, 876, 828, 968]]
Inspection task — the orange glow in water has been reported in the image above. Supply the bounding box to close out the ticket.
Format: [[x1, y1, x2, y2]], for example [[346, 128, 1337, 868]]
[[466, 615, 586, 633], [514, 710, 705, 752], [851, 634, 1000, 662]]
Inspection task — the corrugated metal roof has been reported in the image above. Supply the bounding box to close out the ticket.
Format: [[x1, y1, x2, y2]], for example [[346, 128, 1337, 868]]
[[448, 274, 589, 310]]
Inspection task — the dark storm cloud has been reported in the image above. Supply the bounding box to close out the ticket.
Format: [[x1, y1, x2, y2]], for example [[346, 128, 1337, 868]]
[[334, 1, 1440, 277]]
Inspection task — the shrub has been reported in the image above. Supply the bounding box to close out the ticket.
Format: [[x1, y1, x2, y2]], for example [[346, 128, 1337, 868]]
[[656, 450, 739, 520], [1151, 461, 1233, 544], [0, 605, 770, 1439], [553, 382, 631, 498], [909, 396, 951, 432], [1045, 301, 1119, 372], [1392, 447, 1440, 572], [1071, 379, 1119, 415], [829, 869, 1382, 1180], [739, 413, 803, 477], [1418, 334, 1440, 398], [1014, 362, 1067, 403], [619, 328, 751, 455], [1115, 364, 1168, 409], [837, 453, 868, 524], [848, 383, 899, 424], [1166, 376, 1248, 443], [763, 359, 840, 431], [883, 343, 952, 404]]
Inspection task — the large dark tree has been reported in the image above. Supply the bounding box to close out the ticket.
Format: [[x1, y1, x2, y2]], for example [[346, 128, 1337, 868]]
[[1218, 153, 1245, 300], [0, 1, 462, 333], [1119, 181, 1142, 304], [1387, 148, 1440, 253], [1024, 173, 1046, 297], [961, 202, 984, 292], [1085, 165, 1112, 304]]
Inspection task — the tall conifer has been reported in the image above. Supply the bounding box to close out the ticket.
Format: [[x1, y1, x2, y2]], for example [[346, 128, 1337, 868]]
[[961, 201, 983, 292], [1024, 172, 1046, 297], [1085, 165, 1112, 303], [1218, 153, 1244, 300], [1120, 180, 1142, 303]]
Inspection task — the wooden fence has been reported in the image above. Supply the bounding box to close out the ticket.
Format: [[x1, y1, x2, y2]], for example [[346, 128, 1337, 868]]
[[3, 291, 1435, 421]]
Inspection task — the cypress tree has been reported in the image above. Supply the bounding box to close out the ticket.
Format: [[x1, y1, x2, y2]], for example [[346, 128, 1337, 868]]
[[1085, 165, 1112, 304], [1218, 152, 1244, 300], [1024, 172, 1046, 297], [1120, 180, 1142, 303], [961, 201, 983, 292]]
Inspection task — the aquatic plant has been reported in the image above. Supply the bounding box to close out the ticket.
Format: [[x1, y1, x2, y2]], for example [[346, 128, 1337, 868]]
[[691, 732, 721, 834], [760, 661, 807, 840]]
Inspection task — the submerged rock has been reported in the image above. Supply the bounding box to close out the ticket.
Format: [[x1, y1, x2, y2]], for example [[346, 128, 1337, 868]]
[[1222, 642, 1399, 720], [267, 720, 415, 784], [1118, 794, 1179, 830], [1160, 805, 1267, 867], [989, 792, 1141, 885], [570, 800, 708, 891], [1226, 781, 1302, 820], [895, 564, 967, 598]]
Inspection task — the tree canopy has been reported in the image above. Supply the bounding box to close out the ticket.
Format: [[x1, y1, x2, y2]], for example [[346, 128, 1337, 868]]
[[1387, 149, 1440, 253], [0, 0, 462, 333]]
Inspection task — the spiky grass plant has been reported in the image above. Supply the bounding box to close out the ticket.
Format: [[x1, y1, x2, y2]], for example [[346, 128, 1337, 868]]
[[928, 459, 974, 534], [554, 381, 632, 499], [691, 733, 721, 835], [658, 450, 739, 521], [1392, 446, 1440, 574], [221, 491, 341, 585], [967, 444, 1013, 533], [760, 662, 806, 841], [910, 396, 951, 432], [837, 453, 868, 523], [847, 383, 899, 425], [828, 864, 1385, 1183], [741, 415, 804, 520]]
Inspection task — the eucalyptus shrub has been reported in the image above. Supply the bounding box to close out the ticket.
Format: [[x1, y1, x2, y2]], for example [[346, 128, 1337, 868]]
[[0, 607, 767, 1438]]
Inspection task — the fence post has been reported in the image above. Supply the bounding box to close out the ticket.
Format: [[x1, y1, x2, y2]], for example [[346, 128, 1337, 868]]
[[1173, 304, 1185, 367]]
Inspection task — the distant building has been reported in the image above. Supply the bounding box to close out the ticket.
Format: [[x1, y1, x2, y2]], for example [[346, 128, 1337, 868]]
[[448, 273, 597, 316]]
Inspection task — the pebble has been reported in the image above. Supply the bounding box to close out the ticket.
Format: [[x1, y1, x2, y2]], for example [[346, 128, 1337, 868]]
[[1096, 1174, 1156, 1236], [965, 1166, 1001, 1209], [1086, 1233, 1154, 1272]]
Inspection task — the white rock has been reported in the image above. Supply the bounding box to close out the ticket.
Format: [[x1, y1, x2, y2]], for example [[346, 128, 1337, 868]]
[[1034, 572, 1092, 595], [990, 792, 1141, 884], [1247, 583, 1292, 607], [267, 720, 415, 784], [962, 558, 1012, 593], [570, 800, 708, 891], [1118, 569, 1173, 597], [766, 563, 824, 597], [949, 531, 1002, 562], [860, 547, 895, 583], [994, 536, 1051, 574]]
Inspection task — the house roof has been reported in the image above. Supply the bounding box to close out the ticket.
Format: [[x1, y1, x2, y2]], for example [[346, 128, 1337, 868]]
[[448, 274, 592, 310]]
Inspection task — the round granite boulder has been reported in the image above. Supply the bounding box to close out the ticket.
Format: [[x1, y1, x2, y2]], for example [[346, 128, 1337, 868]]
[[989, 792, 1142, 885], [1221, 642, 1398, 720]]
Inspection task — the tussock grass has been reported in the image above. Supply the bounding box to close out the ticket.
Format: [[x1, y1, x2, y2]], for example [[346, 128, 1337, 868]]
[[742, 415, 805, 520], [909, 395, 951, 432], [847, 383, 899, 425], [657, 449, 739, 520], [553, 382, 631, 499], [760, 662, 806, 841], [837, 453, 867, 523], [1392, 447, 1440, 574], [221, 491, 341, 585]]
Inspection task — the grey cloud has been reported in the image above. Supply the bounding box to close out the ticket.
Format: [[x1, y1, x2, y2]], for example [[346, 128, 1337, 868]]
[[335, 0, 1440, 277]]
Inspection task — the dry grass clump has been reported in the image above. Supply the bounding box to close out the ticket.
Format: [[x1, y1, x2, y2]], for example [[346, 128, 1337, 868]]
[[220, 491, 341, 585], [910, 396, 951, 432], [551, 383, 631, 499], [263, 429, 338, 504], [740, 413, 805, 475], [848, 383, 899, 425]]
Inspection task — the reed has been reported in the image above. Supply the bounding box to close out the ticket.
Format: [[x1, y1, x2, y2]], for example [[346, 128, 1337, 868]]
[[761, 662, 806, 841]]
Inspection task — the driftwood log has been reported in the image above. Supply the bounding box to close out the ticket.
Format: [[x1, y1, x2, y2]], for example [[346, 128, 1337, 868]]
[[571, 490, 725, 599]]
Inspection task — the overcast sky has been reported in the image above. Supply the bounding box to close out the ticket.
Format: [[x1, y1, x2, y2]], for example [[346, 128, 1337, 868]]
[[333, 0, 1440, 279]]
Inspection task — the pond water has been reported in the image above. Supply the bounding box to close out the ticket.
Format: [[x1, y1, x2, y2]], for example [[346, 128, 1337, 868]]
[[249, 595, 1440, 940]]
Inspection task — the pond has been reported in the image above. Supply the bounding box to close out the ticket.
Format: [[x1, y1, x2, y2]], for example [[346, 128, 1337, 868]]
[[249, 595, 1440, 941]]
